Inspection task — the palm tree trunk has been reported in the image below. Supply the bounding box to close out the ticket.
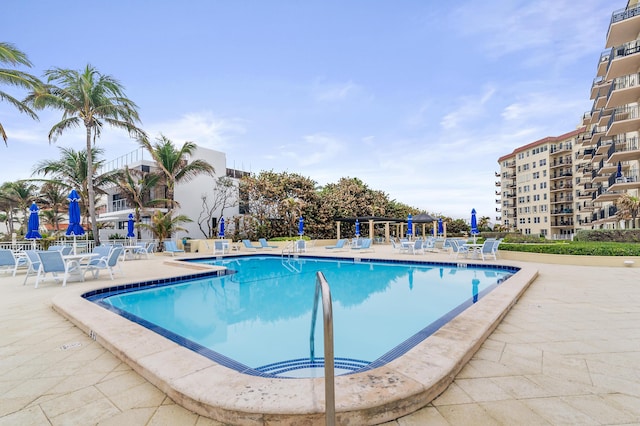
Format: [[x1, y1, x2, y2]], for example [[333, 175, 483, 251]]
[[86, 126, 100, 245]]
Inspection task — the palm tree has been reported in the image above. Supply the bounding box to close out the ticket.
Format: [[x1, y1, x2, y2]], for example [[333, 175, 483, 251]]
[[139, 210, 191, 251], [0, 182, 18, 234], [25, 64, 145, 245], [40, 209, 64, 233], [39, 182, 68, 231], [2, 180, 39, 234], [32, 146, 115, 227], [0, 42, 41, 145], [616, 193, 640, 228], [138, 134, 214, 209], [112, 166, 169, 239]]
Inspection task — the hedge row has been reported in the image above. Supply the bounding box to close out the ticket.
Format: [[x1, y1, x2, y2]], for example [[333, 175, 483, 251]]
[[499, 241, 640, 256], [574, 229, 640, 243]]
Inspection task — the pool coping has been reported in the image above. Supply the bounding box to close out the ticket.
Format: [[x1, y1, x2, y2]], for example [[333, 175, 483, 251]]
[[52, 256, 538, 425]]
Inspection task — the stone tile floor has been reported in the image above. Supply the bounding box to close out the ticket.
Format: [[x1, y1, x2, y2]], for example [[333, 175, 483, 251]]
[[1, 248, 639, 425]]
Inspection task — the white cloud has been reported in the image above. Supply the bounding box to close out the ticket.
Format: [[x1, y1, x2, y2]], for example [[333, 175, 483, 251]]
[[311, 79, 364, 102], [281, 133, 346, 167], [146, 112, 246, 151], [440, 86, 496, 130]]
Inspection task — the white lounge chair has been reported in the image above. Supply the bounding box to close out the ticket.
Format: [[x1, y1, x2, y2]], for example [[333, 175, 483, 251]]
[[35, 251, 82, 288], [351, 238, 374, 253], [259, 238, 277, 249], [0, 249, 27, 277], [134, 241, 155, 259], [213, 240, 228, 255], [449, 239, 469, 259], [22, 250, 41, 285], [409, 239, 424, 255], [295, 239, 306, 253], [85, 246, 124, 280], [163, 241, 185, 256], [325, 239, 347, 250], [242, 239, 261, 250]]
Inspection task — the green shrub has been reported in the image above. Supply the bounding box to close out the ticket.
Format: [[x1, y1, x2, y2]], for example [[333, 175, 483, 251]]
[[499, 241, 640, 256], [574, 229, 640, 243]]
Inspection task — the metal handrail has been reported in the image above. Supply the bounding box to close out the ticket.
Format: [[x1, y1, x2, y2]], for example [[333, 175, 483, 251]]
[[281, 241, 294, 259], [309, 272, 336, 426]]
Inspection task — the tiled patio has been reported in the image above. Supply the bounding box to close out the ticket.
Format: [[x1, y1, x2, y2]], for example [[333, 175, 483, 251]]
[[1, 247, 639, 425]]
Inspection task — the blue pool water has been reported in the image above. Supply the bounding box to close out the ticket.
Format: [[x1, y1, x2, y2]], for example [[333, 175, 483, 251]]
[[87, 256, 516, 377]]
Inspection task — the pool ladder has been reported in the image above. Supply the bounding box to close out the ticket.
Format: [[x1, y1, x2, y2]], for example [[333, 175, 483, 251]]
[[310, 272, 336, 426], [281, 241, 295, 259]]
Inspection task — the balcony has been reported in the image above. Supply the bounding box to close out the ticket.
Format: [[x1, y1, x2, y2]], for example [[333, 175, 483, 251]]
[[609, 136, 640, 163], [605, 42, 640, 81], [109, 198, 132, 213], [590, 76, 611, 100], [606, 72, 640, 108], [606, 4, 640, 48], [592, 206, 619, 224], [606, 105, 640, 136], [596, 107, 615, 127], [609, 173, 640, 191], [597, 50, 612, 78], [594, 185, 623, 203]]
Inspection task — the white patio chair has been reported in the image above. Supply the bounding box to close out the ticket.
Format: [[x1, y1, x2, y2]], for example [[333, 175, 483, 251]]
[[35, 251, 81, 288], [449, 239, 469, 259], [85, 246, 124, 280], [22, 250, 41, 285], [0, 249, 27, 277]]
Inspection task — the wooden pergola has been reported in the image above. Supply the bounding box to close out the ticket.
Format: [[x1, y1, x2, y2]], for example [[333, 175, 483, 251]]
[[334, 213, 438, 243]]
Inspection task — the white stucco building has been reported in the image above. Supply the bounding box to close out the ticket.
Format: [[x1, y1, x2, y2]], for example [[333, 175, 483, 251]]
[[97, 145, 248, 242]]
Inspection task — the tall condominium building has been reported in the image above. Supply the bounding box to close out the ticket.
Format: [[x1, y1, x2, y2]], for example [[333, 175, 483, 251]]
[[579, 0, 640, 230], [496, 129, 583, 240], [497, 0, 640, 238]]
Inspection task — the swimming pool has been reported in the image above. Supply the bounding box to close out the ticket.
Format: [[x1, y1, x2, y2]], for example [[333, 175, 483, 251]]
[[86, 255, 516, 378]]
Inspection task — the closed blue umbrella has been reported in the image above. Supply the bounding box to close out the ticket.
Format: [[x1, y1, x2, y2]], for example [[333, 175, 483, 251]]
[[219, 217, 225, 238], [298, 216, 304, 237], [470, 208, 478, 243], [127, 213, 135, 238], [437, 218, 444, 236], [617, 161, 623, 179], [407, 214, 413, 238], [66, 190, 85, 254], [25, 202, 42, 245], [355, 219, 360, 237], [66, 190, 84, 236]]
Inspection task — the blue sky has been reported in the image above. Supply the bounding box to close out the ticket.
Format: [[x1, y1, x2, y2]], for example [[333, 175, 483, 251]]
[[1, 0, 616, 220]]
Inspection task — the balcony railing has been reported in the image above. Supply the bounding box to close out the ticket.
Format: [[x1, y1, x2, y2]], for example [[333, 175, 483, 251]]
[[99, 148, 149, 175], [110, 198, 132, 212], [607, 104, 640, 131], [610, 4, 640, 25], [608, 72, 640, 100]]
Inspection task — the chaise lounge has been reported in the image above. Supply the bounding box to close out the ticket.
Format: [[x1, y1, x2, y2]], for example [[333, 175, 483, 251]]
[[259, 238, 277, 249], [242, 239, 262, 250], [163, 241, 185, 256], [325, 239, 347, 250]]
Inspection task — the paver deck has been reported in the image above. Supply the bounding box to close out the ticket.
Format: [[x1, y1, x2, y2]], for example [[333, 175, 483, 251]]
[[1, 246, 639, 425]]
